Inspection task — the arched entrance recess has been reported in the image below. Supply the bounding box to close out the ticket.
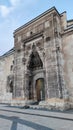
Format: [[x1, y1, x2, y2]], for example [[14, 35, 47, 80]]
[[27, 44, 43, 71], [27, 44, 45, 101]]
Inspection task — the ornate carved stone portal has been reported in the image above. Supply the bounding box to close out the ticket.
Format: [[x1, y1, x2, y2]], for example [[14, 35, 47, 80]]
[[26, 45, 45, 102]]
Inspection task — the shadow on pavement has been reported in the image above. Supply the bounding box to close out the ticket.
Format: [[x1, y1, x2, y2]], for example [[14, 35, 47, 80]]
[[0, 108, 73, 121], [0, 114, 54, 130], [10, 117, 18, 130]]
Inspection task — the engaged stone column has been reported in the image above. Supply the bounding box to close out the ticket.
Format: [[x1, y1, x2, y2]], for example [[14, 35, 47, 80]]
[[24, 72, 29, 100]]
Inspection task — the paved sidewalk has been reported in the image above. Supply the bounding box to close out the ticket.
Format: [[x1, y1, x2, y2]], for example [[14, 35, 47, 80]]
[[0, 104, 73, 130], [0, 104, 73, 120]]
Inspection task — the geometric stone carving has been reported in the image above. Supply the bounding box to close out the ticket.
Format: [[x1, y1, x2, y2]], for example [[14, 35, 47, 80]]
[[22, 58, 26, 65], [27, 45, 43, 71]]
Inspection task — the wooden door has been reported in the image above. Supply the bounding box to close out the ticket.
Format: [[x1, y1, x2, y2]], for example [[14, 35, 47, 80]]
[[36, 78, 45, 102]]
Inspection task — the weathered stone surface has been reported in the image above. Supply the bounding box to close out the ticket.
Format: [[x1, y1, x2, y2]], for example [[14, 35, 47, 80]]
[[0, 49, 14, 102], [0, 7, 73, 110], [39, 98, 70, 111]]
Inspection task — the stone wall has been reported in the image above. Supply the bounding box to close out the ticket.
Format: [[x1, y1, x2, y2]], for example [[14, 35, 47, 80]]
[[0, 50, 14, 103], [13, 7, 67, 102], [62, 33, 73, 105]]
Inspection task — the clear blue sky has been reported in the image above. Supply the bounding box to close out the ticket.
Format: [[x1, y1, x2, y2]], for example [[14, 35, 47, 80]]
[[0, 0, 73, 55]]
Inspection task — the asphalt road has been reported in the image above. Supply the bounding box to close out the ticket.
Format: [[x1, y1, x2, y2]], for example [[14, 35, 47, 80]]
[[0, 104, 73, 130]]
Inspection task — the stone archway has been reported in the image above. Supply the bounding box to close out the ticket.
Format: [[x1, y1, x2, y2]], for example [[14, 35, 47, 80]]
[[27, 44, 44, 100], [27, 44, 43, 71]]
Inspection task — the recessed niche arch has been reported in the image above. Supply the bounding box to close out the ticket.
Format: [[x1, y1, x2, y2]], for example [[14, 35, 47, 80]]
[[7, 75, 14, 93], [10, 81, 13, 93], [26, 44, 45, 101], [27, 44, 43, 71]]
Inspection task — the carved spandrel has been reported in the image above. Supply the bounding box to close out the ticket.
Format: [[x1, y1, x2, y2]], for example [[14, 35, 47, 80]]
[[36, 41, 44, 51], [39, 46, 43, 51], [24, 51, 29, 56], [26, 45, 31, 51], [36, 39, 43, 46]]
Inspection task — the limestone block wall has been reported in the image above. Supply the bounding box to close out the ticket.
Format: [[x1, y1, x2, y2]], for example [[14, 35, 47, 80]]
[[60, 12, 67, 30], [13, 10, 55, 99], [0, 52, 14, 101], [0, 58, 5, 95], [62, 33, 73, 102], [44, 13, 66, 99], [14, 8, 65, 101], [14, 7, 67, 101], [13, 49, 25, 98]]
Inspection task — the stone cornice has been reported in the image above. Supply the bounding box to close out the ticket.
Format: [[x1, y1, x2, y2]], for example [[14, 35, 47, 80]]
[[22, 31, 43, 44], [14, 7, 60, 34], [61, 27, 73, 36], [0, 48, 14, 59]]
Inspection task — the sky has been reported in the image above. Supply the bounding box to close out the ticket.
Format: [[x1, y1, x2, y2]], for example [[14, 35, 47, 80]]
[[0, 0, 73, 56]]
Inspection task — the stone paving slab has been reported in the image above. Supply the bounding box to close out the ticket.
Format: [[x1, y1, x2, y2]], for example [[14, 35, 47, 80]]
[[15, 108, 73, 121], [0, 104, 73, 130], [0, 104, 73, 121]]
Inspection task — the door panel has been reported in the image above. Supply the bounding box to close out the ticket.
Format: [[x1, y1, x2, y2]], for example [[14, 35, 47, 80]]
[[36, 78, 45, 101]]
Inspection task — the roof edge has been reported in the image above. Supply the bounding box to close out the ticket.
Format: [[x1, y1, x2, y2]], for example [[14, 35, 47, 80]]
[[67, 19, 73, 22], [0, 48, 14, 59], [14, 6, 60, 33]]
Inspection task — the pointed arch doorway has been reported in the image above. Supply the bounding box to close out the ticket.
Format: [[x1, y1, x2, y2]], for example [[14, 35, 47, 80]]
[[27, 44, 45, 102]]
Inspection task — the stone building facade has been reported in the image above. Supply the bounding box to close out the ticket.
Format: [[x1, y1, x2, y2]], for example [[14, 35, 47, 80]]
[[0, 49, 14, 103], [0, 7, 73, 110]]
